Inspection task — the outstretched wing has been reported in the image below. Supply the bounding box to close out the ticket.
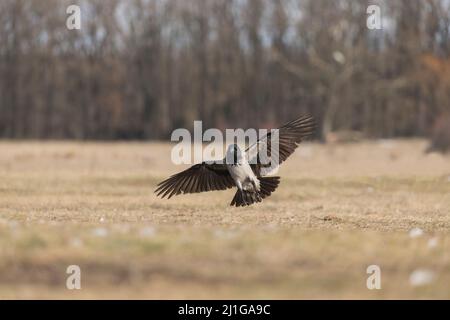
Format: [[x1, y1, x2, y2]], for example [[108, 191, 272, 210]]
[[246, 114, 315, 176], [155, 162, 235, 199]]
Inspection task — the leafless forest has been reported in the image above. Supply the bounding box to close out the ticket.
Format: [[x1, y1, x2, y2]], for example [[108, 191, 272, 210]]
[[0, 0, 449, 141]]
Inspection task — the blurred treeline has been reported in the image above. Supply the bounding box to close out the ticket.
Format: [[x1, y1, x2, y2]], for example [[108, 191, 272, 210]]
[[0, 0, 449, 141]]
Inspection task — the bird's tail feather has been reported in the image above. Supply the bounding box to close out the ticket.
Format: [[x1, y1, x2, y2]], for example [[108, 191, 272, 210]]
[[259, 176, 280, 198], [230, 176, 280, 207]]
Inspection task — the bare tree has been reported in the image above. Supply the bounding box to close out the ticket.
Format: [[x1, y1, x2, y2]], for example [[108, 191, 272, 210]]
[[0, 0, 449, 141]]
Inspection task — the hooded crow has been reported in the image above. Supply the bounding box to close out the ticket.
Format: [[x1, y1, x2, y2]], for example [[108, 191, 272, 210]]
[[155, 115, 315, 207]]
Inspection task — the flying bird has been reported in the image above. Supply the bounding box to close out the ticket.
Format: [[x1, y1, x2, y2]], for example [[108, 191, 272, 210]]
[[155, 115, 315, 207]]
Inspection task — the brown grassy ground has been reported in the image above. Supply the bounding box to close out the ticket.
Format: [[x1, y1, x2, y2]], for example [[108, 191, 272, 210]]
[[0, 140, 449, 299]]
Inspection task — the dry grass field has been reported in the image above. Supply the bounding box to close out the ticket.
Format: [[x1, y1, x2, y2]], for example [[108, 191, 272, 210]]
[[0, 140, 449, 299]]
